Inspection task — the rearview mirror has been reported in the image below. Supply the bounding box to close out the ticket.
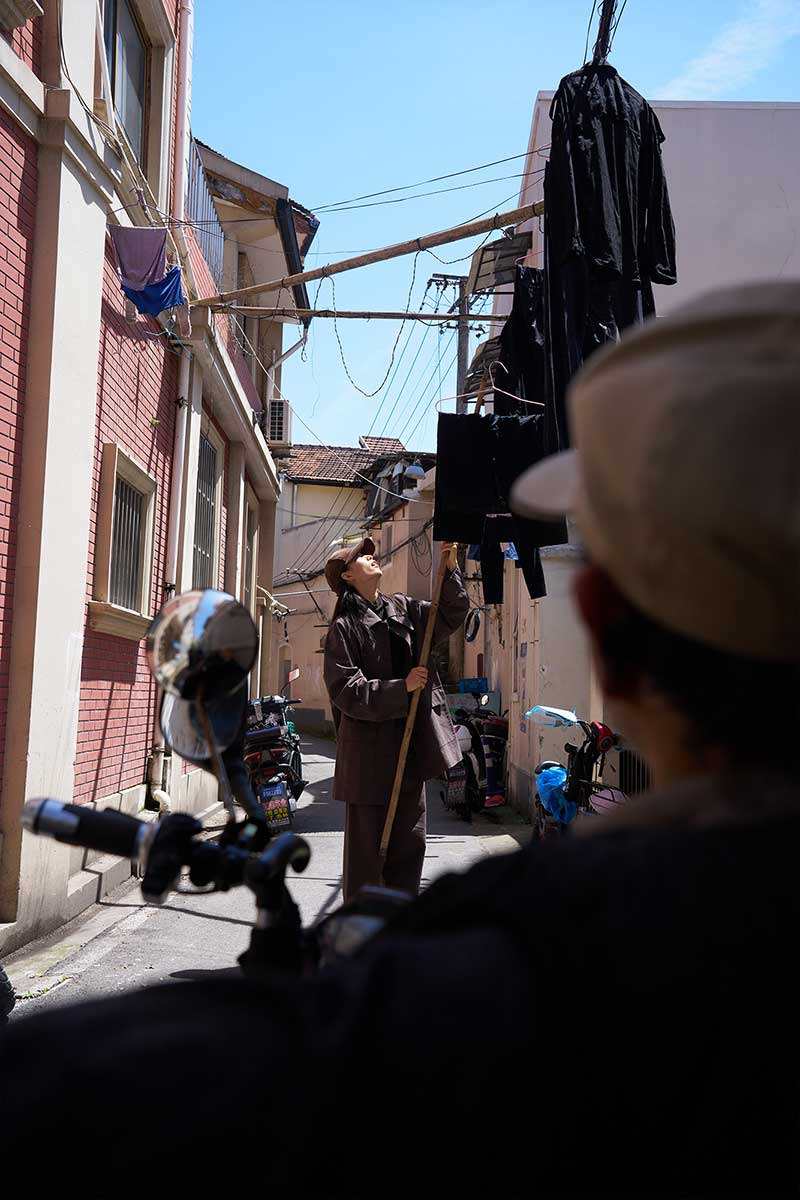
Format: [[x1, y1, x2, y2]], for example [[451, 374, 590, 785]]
[[288, 668, 301, 683], [159, 682, 248, 766], [147, 589, 258, 701]]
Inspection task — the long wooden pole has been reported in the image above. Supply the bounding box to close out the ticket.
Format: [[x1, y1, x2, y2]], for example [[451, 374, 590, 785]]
[[379, 549, 453, 866], [211, 306, 498, 322], [194, 201, 544, 308]]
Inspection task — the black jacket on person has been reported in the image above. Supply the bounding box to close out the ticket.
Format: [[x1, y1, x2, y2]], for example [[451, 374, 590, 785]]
[[2, 771, 800, 1193], [547, 64, 677, 285]]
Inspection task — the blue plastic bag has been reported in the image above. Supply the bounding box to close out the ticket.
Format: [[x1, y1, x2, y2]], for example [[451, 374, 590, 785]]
[[536, 765, 577, 824]]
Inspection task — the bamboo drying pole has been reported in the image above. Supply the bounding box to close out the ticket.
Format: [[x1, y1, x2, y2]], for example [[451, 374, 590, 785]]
[[379, 547, 454, 867], [194, 200, 544, 308], [212, 306, 497, 322]]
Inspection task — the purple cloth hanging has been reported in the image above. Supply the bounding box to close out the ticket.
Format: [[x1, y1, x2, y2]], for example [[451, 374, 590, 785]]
[[109, 226, 167, 291]]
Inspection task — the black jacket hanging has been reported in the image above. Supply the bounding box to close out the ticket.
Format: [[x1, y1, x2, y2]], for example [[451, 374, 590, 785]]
[[547, 64, 677, 285]]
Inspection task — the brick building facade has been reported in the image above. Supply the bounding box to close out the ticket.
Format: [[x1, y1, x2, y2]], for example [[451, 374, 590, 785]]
[[0, 1, 313, 953]]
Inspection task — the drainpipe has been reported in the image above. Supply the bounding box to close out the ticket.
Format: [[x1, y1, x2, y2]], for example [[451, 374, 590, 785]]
[[265, 334, 307, 404], [148, 0, 195, 812], [262, 334, 306, 436]]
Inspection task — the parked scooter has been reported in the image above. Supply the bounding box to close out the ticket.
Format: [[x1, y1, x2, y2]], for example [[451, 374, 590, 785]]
[[446, 694, 509, 821], [526, 704, 627, 839], [244, 670, 307, 832], [22, 588, 411, 978]]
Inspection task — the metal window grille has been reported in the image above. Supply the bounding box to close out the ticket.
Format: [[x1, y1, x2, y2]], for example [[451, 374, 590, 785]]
[[193, 434, 218, 589], [110, 475, 144, 611], [269, 399, 286, 443], [186, 138, 225, 289], [243, 508, 255, 611]]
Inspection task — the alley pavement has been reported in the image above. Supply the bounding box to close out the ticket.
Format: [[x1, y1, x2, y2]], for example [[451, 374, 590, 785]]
[[4, 735, 528, 1020]]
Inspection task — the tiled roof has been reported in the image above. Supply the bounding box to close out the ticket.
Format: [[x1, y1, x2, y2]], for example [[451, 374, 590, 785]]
[[359, 436, 406, 454], [283, 444, 376, 485]]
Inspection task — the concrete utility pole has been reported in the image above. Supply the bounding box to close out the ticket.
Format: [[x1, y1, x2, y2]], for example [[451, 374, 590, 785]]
[[426, 271, 471, 684], [456, 278, 470, 415], [428, 272, 471, 412]]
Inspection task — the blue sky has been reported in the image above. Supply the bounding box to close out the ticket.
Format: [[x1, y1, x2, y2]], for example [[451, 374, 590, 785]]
[[192, 0, 800, 454]]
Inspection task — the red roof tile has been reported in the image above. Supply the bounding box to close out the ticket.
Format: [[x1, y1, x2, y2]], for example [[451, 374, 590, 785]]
[[283, 444, 376, 485], [359, 436, 406, 454]]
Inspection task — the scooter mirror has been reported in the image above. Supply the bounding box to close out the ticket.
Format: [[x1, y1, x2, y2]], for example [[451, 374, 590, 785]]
[[159, 681, 248, 766], [479, 693, 490, 707], [525, 704, 579, 728], [288, 668, 301, 683], [146, 589, 258, 701]]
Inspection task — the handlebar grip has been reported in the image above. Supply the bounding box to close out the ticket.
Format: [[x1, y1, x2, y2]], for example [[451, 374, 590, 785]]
[[23, 799, 149, 861], [246, 831, 311, 887]]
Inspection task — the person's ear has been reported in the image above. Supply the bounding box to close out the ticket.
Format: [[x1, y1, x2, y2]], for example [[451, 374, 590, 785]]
[[573, 563, 642, 700], [341, 565, 354, 585]]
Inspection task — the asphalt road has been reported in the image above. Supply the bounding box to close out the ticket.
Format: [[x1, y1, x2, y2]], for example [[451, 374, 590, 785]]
[[5, 735, 528, 1020]]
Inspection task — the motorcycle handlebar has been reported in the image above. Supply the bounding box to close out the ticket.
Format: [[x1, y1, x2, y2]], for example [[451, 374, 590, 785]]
[[23, 799, 151, 862]]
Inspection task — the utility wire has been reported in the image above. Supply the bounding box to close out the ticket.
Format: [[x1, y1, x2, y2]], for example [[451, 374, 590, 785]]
[[324, 259, 425, 398], [583, 0, 599, 63], [314, 166, 547, 214], [310, 150, 530, 210]]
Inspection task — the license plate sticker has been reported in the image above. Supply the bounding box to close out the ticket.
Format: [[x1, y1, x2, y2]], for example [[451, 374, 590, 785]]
[[262, 783, 286, 799]]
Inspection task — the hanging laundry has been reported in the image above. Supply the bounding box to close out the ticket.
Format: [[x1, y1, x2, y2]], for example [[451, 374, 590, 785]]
[[543, 64, 677, 450], [109, 226, 167, 291], [496, 266, 547, 415], [433, 413, 563, 602], [122, 265, 187, 317], [547, 65, 676, 285]]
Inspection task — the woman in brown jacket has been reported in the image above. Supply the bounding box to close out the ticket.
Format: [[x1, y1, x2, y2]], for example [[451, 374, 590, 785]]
[[323, 536, 468, 900]]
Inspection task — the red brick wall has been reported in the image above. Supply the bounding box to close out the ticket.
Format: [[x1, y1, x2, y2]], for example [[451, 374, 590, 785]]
[[186, 228, 262, 411], [2, 17, 43, 79], [74, 249, 178, 804], [0, 112, 36, 793]]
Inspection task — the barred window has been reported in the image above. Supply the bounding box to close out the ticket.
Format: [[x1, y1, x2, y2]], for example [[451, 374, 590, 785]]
[[193, 433, 218, 589], [89, 444, 157, 640], [110, 476, 145, 610]]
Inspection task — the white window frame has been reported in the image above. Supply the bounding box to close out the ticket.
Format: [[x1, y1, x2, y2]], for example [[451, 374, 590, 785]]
[[100, 0, 176, 210], [89, 443, 157, 640], [192, 420, 225, 591]]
